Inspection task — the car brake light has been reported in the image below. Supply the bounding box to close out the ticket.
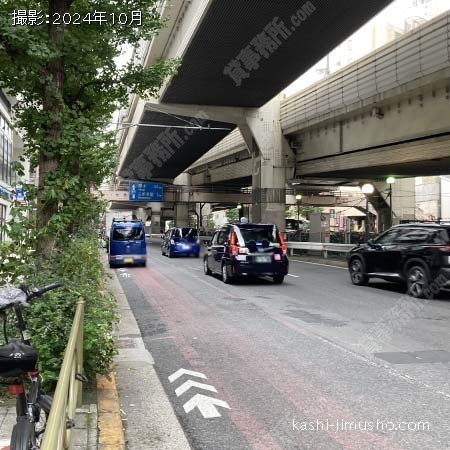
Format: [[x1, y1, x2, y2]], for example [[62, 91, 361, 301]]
[[277, 231, 287, 255], [429, 245, 450, 253], [230, 231, 239, 256]]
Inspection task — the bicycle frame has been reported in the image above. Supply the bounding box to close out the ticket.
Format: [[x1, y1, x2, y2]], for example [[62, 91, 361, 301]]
[[5, 302, 51, 426]]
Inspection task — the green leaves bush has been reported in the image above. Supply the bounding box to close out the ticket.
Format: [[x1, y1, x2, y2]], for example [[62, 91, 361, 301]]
[[29, 231, 117, 386], [0, 229, 117, 388]]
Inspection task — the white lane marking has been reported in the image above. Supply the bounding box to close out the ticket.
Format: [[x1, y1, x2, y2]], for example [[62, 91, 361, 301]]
[[287, 274, 300, 278], [290, 260, 346, 270], [168, 368, 207, 383], [120, 272, 131, 278], [183, 393, 230, 419], [175, 380, 218, 397]]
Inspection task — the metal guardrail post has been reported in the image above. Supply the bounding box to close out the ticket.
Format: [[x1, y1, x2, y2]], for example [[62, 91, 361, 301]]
[[41, 300, 85, 450]]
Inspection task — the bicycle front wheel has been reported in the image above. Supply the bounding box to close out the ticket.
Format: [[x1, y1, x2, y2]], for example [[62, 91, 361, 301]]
[[10, 420, 36, 450]]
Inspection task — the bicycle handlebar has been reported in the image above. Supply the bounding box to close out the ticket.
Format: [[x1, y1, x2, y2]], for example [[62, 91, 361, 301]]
[[27, 281, 62, 300]]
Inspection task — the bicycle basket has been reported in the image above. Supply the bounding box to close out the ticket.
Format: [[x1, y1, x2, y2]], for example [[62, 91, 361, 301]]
[[0, 341, 38, 377]]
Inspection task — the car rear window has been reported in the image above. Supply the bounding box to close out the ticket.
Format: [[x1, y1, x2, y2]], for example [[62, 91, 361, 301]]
[[181, 228, 198, 238], [238, 226, 278, 246], [431, 228, 450, 244], [113, 226, 144, 241]]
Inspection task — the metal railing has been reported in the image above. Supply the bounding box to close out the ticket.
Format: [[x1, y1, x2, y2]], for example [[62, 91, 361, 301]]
[[41, 300, 85, 450]]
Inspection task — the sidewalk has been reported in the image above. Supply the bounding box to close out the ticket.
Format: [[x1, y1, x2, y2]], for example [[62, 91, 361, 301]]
[[104, 261, 191, 450], [289, 253, 348, 268]]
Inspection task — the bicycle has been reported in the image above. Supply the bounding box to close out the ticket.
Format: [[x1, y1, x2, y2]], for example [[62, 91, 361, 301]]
[[0, 281, 61, 450]]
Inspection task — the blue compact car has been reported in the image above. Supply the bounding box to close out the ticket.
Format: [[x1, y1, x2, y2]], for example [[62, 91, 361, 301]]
[[161, 227, 200, 258], [109, 219, 147, 268]]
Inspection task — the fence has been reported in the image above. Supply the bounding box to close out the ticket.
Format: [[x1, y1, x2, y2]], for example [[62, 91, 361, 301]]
[[41, 300, 85, 450]]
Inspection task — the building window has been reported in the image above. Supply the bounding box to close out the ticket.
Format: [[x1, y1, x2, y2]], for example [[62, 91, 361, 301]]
[[0, 113, 13, 186], [0, 204, 6, 242]]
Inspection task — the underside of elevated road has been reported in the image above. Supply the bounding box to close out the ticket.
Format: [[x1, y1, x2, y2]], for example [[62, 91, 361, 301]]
[[162, 0, 392, 107], [119, 110, 235, 181], [119, 0, 393, 182]]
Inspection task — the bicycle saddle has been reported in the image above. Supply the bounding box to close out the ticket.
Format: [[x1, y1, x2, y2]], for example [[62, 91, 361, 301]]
[[0, 287, 27, 309]]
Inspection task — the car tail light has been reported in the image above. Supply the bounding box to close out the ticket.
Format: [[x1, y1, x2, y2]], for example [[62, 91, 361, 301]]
[[277, 231, 287, 255], [230, 231, 239, 256], [434, 245, 450, 252]]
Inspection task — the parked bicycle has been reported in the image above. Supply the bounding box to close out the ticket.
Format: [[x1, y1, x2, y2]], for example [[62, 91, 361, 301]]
[[0, 281, 61, 450]]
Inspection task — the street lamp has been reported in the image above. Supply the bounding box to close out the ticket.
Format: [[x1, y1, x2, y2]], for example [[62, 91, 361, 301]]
[[361, 183, 375, 241], [295, 194, 302, 232], [386, 176, 396, 228]]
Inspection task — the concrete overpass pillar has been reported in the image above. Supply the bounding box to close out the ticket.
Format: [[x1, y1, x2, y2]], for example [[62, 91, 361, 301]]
[[242, 97, 294, 230], [174, 173, 191, 226], [149, 203, 162, 234], [135, 208, 147, 223]]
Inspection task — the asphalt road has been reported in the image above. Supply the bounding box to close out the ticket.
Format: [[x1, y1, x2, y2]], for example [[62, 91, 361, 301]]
[[116, 241, 450, 450]]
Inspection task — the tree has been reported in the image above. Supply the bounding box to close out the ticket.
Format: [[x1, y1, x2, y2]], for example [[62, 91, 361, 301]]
[[286, 205, 322, 220], [226, 208, 239, 223], [0, 1, 178, 259]]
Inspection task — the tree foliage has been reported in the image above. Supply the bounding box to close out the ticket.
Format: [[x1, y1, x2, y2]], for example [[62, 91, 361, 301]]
[[0, 0, 179, 255], [226, 208, 239, 223], [0, 1, 178, 382]]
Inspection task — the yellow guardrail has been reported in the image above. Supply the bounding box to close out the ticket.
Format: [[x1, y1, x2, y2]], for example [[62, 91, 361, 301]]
[[41, 300, 85, 450]]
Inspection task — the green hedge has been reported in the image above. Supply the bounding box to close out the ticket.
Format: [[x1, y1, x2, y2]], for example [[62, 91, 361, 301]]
[[0, 231, 117, 388]]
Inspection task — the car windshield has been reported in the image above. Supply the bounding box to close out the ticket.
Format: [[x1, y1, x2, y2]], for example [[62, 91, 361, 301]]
[[113, 226, 143, 241], [239, 226, 278, 246]]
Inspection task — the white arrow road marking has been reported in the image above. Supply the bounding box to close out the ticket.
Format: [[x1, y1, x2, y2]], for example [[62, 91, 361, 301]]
[[183, 394, 230, 418], [287, 274, 300, 278], [168, 368, 207, 383], [175, 380, 218, 397]]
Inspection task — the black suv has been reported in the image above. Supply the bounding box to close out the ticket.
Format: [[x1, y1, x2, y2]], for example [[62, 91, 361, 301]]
[[348, 223, 450, 298], [204, 223, 289, 284]]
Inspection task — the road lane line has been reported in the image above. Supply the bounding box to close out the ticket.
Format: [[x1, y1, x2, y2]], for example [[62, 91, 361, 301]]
[[287, 274, 300, 278]]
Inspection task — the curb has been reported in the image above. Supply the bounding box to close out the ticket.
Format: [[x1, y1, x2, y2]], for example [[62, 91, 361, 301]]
[[96, 371, 126, 450]]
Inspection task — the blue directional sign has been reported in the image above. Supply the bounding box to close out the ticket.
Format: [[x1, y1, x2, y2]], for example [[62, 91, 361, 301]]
[[129, 182, 164, 202]]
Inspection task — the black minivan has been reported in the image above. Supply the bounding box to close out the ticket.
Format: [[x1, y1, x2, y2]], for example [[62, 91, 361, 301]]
[[204, 223, 289, 284]]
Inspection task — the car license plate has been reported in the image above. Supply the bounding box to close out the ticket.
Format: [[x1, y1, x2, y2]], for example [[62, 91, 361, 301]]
[[255, 255, 271, 263], [124, 257, 133, 264]]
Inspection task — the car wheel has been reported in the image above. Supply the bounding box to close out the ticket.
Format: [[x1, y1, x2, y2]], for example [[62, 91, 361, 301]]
[[204, 258, 212, 275], [195, 253, 200, 258], [407, 265, 431, 299], [273, 275, 284, 284], [168, 250, 173, 258], [222, 264, 233, 284], [349, 258, 369, 286]]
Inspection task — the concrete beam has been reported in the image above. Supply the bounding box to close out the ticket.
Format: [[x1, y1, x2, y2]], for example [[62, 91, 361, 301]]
[[144, 102, 247, 126]]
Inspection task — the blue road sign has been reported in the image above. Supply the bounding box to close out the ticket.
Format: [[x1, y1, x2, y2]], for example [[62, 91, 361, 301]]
[[129, 182, 164, 202]]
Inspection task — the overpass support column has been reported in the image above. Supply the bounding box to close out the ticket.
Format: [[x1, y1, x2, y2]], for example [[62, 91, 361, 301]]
[[174, 173, 191, 226], [242, 97, 295, 230]]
